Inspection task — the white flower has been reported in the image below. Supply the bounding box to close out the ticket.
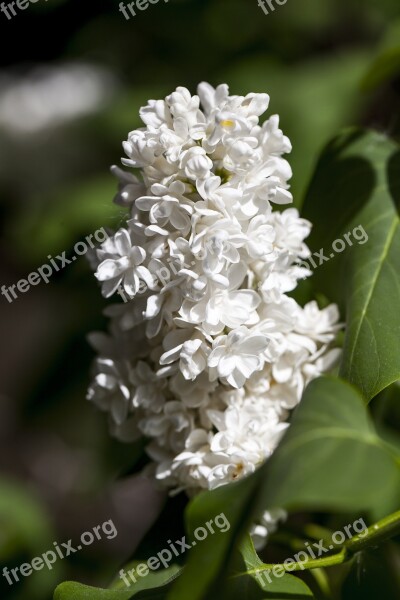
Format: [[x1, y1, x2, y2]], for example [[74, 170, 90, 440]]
[[244, 215, 275, 259], [190, 216, 246, 277], [208, 327, 270, 388], [295, 301, 341, 343], [180, 147, 213, 181], [181, 284, 262, 335], [123, 129, 158, 169], [140, 98, 172, 129], [87, 357, 132, 426], [166, 86, 203, 128], [111, 166, 146, 208], [180, 338, 209, 380], [95, 228, 155, 298], [87, 82, 342, 498], [197, 82, 229, 116], [136, 181, 194, 236], [272, 208, 312, 257]]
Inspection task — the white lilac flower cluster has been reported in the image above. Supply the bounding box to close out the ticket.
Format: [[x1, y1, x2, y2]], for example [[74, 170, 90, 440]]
[[87, 82, 341, 496]]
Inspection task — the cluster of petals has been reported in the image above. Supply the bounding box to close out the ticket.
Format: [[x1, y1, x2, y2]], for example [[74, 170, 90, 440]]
[[88, 82, 341, 498]]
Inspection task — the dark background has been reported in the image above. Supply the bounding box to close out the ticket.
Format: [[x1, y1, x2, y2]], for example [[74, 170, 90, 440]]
[[0, 0, 400, 597]]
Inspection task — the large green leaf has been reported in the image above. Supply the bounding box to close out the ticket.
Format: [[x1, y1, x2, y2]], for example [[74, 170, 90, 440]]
[[54, 565, 181, 600], [168, 377, 400, 600], [260, 377, 400, 512], [302, 129, 400, 401]]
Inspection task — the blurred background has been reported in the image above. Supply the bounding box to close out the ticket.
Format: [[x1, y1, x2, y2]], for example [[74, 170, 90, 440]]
[[0, 0, 400, 597]]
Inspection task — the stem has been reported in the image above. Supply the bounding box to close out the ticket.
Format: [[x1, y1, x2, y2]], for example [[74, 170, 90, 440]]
[[345, 509, 400, 555], [244, 508, 400, 577], [245, 549, 347, 576]]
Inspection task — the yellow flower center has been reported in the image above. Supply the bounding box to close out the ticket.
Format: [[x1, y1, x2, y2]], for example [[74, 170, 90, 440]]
[[220, 119, 235, 128]]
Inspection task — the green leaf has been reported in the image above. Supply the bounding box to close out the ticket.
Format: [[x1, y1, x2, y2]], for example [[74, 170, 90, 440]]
[[302, 128, 400, 400], [110, 563, 182, 593], [54, 564, 181, 600], [222, 535, 314, 599], [259, 377, 400, 513], [168, 377, 400, 600], [54, 582, 133, 600]]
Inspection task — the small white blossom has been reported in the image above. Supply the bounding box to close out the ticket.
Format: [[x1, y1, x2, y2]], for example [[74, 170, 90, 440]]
[[208, 327, 270, 388], [95, 228, 155, 298]]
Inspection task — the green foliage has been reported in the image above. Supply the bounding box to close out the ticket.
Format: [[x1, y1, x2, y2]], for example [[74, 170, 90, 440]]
[[220, 536, 314, 600], [54, 582, 133, 600], [54, 564, 181, 600], [302, 129, 400, 401], [55, 376, 400, 599], [168, 377, 400, 600]]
